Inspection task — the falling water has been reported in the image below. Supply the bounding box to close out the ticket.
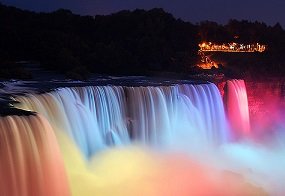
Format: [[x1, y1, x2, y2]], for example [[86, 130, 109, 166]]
[[15, 83, 229, 157], [224, 80, 250, 138], [178, 83, 229, 143], [0, 115, 70, 196], [15, 86, 129, 157], [1, 80, 283, 195]]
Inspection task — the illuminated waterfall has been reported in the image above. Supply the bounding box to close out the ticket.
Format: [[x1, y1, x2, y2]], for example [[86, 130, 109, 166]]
[[224, 80, 250, 138], [1, 80, 282, 195], [0, 115, 70, 196], [15, 83, 229, 157], [178, 83, 229, 143], [15, 86, 129, 157]]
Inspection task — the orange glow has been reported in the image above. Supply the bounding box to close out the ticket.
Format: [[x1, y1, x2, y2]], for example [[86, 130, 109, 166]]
[[197, 62, 218, 70], [199, 42, 266, 53], [197, 50, 219, 69]]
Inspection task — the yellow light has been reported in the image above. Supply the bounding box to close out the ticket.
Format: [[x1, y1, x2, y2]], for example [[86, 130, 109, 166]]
[[198, 42, 266, 53]]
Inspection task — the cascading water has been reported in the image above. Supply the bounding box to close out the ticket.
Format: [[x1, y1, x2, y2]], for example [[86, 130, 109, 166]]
[[1, 79, 283, 195], [178, 83, 229, 143], [15, 86, 130, 158], [224, 80, 250, 138], [15, 83, 229, 157], [0, 115, 70, 196]]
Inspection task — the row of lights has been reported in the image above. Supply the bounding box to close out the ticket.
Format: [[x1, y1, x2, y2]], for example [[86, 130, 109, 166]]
[[199, 42, 266, 53]]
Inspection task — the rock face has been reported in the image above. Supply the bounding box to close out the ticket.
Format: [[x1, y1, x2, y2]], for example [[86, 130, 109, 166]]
[[245, 79, 285, 135]]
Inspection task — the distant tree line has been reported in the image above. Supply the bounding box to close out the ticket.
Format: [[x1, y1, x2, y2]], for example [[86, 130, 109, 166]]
[[0, 4, 198, 79], [0, 3, 285, 79]]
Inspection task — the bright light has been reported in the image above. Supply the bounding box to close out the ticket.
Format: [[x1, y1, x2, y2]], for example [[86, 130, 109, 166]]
[[197, 50, 219, 69], [199, 42, 266, 53]]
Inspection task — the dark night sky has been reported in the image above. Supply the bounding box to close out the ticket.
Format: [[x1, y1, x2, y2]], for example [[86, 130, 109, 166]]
[[1, 0, 285, 27]]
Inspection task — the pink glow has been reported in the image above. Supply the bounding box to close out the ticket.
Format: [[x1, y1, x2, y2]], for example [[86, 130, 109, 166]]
[[245, 80, 285, 139], [224, 80, 251, 138], [1, 81, 285, 195]]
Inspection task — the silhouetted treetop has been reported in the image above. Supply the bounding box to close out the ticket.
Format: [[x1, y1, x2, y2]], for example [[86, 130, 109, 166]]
[[0, 3, 285, 79]]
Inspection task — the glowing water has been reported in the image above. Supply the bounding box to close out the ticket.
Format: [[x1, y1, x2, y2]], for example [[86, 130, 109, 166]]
[[16, 84, 229, 157], [0, 115, 70, 196], [1, 80, 284, 195], [224, 80, 250, 138], [178, 83, 229, 143]]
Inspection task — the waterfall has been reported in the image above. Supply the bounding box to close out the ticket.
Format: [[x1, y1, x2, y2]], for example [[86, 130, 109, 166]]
[[0, 115, 70, 196], [178, 83, 229, 143], [224, 80, 250, 138], [1, 80, 282, 195], [15, 83, 229, 157], [15, 86, 130, 157]]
